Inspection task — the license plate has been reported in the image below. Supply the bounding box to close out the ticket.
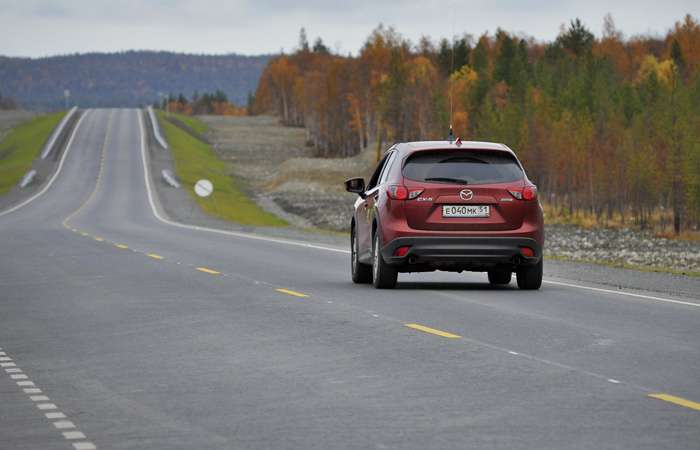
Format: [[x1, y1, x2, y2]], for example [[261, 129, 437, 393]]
[[442, 205, 490, 218]]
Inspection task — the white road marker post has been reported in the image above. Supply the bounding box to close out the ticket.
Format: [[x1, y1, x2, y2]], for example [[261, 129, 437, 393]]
[[194, 179, 217, 215]]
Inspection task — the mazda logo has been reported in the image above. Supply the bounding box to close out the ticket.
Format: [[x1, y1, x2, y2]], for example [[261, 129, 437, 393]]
[[459, 189, 473, 201]]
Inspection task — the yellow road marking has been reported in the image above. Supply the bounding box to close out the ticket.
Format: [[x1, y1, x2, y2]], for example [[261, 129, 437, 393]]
[[94, 237, 104, 242], [80, 232, 89, 237], [114, 244, 129, 249], [648, 393, 700, 411], [196, 267, 220, 275], [147, 253, 163, 260], [405, 323, 461, 339], [275, 288, 309, 298]]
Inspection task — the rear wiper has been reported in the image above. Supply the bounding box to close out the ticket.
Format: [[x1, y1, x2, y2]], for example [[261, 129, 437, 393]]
[[424, 177, 469, 184]]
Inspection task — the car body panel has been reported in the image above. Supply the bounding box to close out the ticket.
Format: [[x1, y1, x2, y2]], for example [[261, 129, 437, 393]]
[[350, 140, 544, 272]]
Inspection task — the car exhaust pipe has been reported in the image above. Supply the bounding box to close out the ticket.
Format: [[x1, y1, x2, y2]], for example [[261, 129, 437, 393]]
[[408, 256, 417, 264]]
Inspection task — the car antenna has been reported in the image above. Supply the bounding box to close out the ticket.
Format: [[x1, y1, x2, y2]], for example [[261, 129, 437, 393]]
[[448, 5, 455, 143]]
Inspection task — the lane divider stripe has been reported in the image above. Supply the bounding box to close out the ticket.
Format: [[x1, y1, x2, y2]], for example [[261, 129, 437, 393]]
[[147, 253, 163, 260], [114, 244, 128, 249], [405, 323, 461, 339], [648, 393, 700, 411], [196, 267, 220, 275], [275, 288, 309, 298]]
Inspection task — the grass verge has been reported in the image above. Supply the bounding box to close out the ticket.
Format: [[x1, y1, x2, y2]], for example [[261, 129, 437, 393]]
[[157, 112, 287, 227], [165, 112, 209, 137], [0, 111, 65, 195]]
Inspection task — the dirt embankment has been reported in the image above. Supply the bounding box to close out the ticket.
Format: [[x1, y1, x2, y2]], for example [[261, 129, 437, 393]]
[[200, 115, 374, 231], [200, 115, 700, 275]]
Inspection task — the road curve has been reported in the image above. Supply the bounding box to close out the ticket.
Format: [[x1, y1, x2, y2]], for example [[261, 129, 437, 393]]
[[1, 108, 699, 450]]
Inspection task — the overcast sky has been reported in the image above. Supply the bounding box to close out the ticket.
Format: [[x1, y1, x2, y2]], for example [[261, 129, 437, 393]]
[[0, 0, 698, 58]]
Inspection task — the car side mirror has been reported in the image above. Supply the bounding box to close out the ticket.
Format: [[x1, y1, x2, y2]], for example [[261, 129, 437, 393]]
[[344, 177, 366, 198]]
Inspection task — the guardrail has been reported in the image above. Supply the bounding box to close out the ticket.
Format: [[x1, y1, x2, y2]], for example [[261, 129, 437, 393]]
[[19, 170, 37, 189], [41, 106, 78, 159], [161, 169, 180, 188], [147, 106, 168, 150]]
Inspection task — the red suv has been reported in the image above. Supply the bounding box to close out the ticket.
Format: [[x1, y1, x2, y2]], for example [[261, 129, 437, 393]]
[[345, 140, 544, 289]]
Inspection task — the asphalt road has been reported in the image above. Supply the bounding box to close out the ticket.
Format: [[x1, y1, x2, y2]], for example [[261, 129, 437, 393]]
[[1, 108, 699, 450]]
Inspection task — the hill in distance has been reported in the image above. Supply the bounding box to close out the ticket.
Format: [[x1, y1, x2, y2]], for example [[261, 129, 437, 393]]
[[0, 51, 273, 110]]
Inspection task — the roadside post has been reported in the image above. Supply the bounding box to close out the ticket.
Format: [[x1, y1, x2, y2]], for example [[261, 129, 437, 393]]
[[194, 179, 216, 215]]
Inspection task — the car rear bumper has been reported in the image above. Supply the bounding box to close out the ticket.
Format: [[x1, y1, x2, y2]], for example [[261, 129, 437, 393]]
[[381, 236, 541, 270]]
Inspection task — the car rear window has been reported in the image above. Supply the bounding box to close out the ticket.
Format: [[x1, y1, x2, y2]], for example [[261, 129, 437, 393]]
[[402, 150, 523, 185]]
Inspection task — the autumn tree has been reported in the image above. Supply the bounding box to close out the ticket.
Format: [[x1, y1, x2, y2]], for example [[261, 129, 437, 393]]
[[253, 15, 700, 233]]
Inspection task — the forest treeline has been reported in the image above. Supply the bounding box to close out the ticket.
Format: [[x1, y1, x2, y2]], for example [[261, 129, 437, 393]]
[[252, 17, 700, 233], [0, 51, 270, 109], [159, 90, 246, 116]]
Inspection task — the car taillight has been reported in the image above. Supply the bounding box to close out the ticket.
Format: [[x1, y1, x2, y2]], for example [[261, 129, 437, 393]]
[[394, 246, 411, 257], [408, 188, 424, 200], [523, 185, 537, 200], [509, 185, 537, 201], [387, 185, 408, 200], [387, 185, 424, 200], [520, 247, 535, 258]]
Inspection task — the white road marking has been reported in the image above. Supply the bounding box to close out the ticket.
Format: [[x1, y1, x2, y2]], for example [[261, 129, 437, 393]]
[[137, 111, 347, 255], [0, 109, 100, 446], [63, 431, 86, 440], [508, 351, 519, 355], [73, 442, 97, 450], [608, 379, 621, 384], [0, 110, 91, 218], [53, 420, 76, 429], [37, 403, 57, 410], [543, 280, 700, 308]]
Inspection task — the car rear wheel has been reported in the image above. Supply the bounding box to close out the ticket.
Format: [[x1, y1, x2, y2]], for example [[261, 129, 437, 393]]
[[516, 259, 543, 290], [351, 226, 372, 284], [372, 231, 397, 289], [487, 270, 512, 285]]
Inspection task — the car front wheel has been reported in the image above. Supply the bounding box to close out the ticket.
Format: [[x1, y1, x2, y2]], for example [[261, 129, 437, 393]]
[[351, 226, 372, 284], [372, 230, 397, 289]]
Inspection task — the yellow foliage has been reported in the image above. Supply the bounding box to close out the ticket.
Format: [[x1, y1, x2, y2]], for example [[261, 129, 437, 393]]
[[447, 65, 478, 136], [636, 55, 677, 87]]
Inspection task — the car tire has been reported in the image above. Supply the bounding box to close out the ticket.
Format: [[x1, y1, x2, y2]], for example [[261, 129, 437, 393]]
[[516, 259, 543, 290], [487, 270, 512, 285], [372, 230, 397, 289], [351, 226, 372, 284]]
